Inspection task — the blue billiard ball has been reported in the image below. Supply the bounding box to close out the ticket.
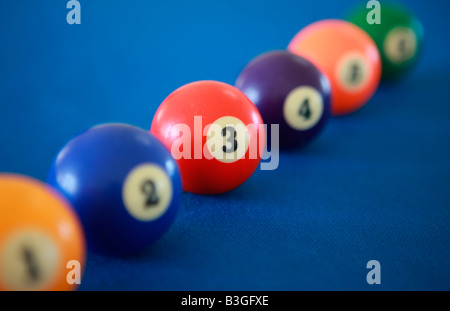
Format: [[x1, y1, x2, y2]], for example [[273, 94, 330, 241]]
[[47, 123, 182, 256]]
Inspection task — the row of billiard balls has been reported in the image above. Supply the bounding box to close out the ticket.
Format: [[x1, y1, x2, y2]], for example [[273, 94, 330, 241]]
[[0, 3, 423, 290]]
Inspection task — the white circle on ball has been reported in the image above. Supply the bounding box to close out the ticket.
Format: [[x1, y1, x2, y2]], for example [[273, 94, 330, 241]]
[[283, 86, 324, 131], [0, 230, 60, 291], [122, 164, 173, 222], [336, 52, 371, 92], [206, 116, 249, 163], [384, 26, 417, 64]]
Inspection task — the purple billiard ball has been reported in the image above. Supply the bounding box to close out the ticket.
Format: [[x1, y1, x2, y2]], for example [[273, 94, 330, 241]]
[[235, 50, 331, 149]]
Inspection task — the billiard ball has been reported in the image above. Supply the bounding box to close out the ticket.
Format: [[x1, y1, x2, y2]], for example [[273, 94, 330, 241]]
[[150, 80, 265, 195], [348, 3, 424, 81], [47, 123, 182, 256], [288, 19, 381, 116], [0, 174, 85, 291], [235, 50, 331, 150]]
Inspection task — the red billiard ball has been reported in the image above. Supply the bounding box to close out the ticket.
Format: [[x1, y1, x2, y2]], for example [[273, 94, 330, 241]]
[[150, 80, 265, 195], [288, 19, 381, 116]]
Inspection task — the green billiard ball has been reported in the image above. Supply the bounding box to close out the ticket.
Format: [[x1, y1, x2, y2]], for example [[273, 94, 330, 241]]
[[348, 3, 424, 81]]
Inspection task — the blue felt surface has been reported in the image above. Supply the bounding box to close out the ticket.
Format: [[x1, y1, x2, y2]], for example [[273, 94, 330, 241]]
[[1, 0, 450, 290]]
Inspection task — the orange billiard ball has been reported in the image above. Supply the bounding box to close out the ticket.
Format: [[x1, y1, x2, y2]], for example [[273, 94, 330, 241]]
[[0, 174, 85, 291], [288, 19, 381, 116]]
